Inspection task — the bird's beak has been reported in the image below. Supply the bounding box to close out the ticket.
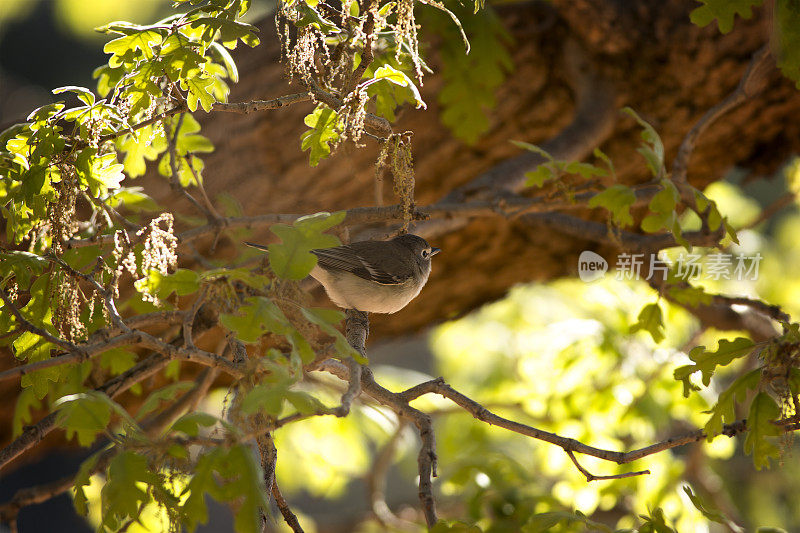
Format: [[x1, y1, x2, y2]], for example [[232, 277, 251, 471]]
[[244, 241, 270, 252], [431, 247, 441, 256]]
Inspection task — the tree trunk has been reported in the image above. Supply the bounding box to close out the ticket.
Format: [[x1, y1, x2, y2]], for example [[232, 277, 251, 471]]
[[155, 1, 798, 338]]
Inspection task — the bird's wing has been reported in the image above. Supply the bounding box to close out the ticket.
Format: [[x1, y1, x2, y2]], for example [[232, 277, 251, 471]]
[[312, 245, 409, 285]]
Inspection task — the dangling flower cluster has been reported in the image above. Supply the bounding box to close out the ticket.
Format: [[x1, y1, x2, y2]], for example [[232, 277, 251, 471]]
[[139, 213, 178, 304], [278, 3, 330, 87], [339, 88, 368, 145], [52, 271, 86, 342], [113, 213, 178, 304], [47, 164, 79, 255], [377, 133, 416, 230], [394, 0, 423, 82]]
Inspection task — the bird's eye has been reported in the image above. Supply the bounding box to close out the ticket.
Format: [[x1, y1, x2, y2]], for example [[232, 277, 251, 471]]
[[421, 249, 429, 258]]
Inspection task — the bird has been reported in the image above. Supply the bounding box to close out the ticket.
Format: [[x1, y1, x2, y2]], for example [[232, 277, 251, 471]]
[[245, 234, 440, 314]]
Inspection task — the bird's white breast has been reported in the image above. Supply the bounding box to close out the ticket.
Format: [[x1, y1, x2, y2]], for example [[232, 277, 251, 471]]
[[310, 265, 428, 314]]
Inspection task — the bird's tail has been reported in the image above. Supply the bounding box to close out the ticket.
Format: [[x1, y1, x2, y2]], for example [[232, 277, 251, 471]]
[[243, 241, 270, 252]]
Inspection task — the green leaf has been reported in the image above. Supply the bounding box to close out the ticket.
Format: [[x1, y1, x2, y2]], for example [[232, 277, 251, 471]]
[[107, 187, 161, 212], [75, 148, 125, 197], [744, 392, 782, 469], [435, 7, 512, 144], [104, 29, 164, 61], [221, 296, 292, 343], [630, 303, 665, 343], [181, 448, 222, 529], [240, 383, 290, 416], [0, 251, 47, 289], [638, 507, 676, 533], [267, 211, 344, 280], [588, 184, 636, 226], [241, 383, 329, 418], [54, 392, 114, 447], [134, 268, 200, 299], [209, 41, 239, 82], [524, 166, 554, 188], [775, 1, 800, 87], [703, 369, 761, 437], [136, 381, 195, 419], [200, 266, 269, 290], [372, 65, 426, 109], [622, 107, 664, 177], [73, 451, 101, 516], [300, 106, 341, 166], [226, 444, 270, 533], [14, 333, 60, 399], [171, 411, 219, 437], [116, 125, 167, 177], [432, 520, 484, 532], [649, 182, 679, 213], [101, 451, 155, 529], [666, 283, 712, 307], [183, 75, 216, 112], [99, 348, 138, 376], [52, 85, 96, 106], [690, 0, 763, 34], [673, 337, 754, 389], [12, 387, 41, 437], [522, 510, 612, 533], [682, 486, 735, 527], [295, 3, 340, 33], [301, 307, 365, 363]]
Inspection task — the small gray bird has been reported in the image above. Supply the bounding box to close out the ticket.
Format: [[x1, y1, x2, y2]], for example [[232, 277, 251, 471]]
[[245, 234, 440, 314]]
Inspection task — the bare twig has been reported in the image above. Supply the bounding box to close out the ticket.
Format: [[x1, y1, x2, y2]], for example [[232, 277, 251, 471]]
[[672, 45, 774, 185], [741, 192, 795, 231], [272, 481, 304, 533], [182, 286, 208, 349], [398, 378, 761, 465], [0, 316, 220, 471], [212, 93, 310, 114], [256, 431, 277, 532], [368, 421, 417, 530], [317, 360, 439, 527], [0, 331, 141, 382], [565, 450, 650, 482], [344, 0, 377, 96], [63, 185, 659, 251]]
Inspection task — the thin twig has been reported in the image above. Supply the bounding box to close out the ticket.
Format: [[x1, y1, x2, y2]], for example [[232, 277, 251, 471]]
[[0, 319, 219, 471], [272, 481, 304, 533], [672, 45, 773, 185], [182, 286, 208, 349], [741, 192, 795, 231], [565, 449, 650, 482], [0, 331, 141, 382], [317, 360, 439, 527], [0, 289, 78, 352], [368, 421, 417, 530], [47, 254, 130, 332]]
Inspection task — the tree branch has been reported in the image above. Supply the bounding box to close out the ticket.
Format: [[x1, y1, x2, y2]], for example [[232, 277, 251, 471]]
[[0, 313, 220, 472], [62, 184, 659, 251], [0, 369, 219, 523], [272, 481, 305, 533], [671, 45, 774, 185], [367, 420, 417, 530], [0, 289, 78, 352]]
